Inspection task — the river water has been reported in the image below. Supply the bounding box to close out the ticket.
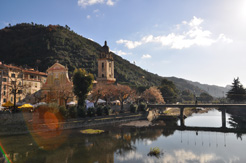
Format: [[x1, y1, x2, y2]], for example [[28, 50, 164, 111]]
[[0, 109, 246, 163]]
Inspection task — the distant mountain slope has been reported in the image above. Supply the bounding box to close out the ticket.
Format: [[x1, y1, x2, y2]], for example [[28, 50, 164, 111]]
[[186, 80, 230, 98], [0, 23, 228, 97], [166, 77, 229, 98], [166, 77, 204, 95]]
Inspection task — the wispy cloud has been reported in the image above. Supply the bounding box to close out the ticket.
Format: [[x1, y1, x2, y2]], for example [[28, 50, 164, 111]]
[[86, 15, 91, 19], [116, 39, 142, 49], [106, 0, 115, 6], [112, 49, 131, 56], [78, 0, 116, 7], [141, 54, 152, 59], [116, 16, 233, 50], [3, 22, 10, 26]]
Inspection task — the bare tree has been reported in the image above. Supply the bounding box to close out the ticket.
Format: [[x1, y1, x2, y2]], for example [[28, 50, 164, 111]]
[[90, 83, 105, 105], [56, 84, 74, 109], [142, 86, 165, 104], [4, 70, 30, 110], [113, 84, 135, 111]]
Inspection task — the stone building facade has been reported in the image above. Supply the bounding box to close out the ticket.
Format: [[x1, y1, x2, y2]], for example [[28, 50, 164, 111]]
[[0, 62, 47, 104], [41, 62, 74, 105], [97, 41, 116, 84]]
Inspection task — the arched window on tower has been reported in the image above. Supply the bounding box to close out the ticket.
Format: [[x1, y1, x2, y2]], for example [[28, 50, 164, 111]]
[[102, 62, 104, 71], [102, 74, 104, 78]]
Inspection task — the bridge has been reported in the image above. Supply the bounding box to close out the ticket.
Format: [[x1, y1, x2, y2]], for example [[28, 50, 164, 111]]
[[147, 104, 246, 128]]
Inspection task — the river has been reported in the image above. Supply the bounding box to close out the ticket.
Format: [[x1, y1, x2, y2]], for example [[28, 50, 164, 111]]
[[0, 109, 246, 163]]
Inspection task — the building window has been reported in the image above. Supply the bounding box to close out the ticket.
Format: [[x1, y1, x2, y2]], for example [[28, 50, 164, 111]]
[[18, 97, 21, 102], [35, 83, 37, 88], [11, 73, 15, 78], [109, 63, 112, 68], [18, 81, 22, 86], [11, 81, 16, 85], [102, 74, 104, 78], [3, 91, 6, 96], [3, 99, 6, 103], [30, 75, 36, 79], [3, 85, 6, 90], [102, 63, 104, 71], [18, 74, 23, 78], [2, 78, 6, 82], [11, 97, 13, 102]]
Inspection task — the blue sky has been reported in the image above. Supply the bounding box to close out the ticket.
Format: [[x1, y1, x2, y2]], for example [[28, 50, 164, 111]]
[[1, 0, 246, 87]]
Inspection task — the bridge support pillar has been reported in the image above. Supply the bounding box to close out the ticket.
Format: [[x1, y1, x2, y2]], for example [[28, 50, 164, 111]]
[[221, 108, 226, 128], [180, 107, 185, 127]]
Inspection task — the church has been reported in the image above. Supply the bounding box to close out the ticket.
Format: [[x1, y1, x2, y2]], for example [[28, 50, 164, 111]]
[[41, 41, 115, 105], [97, 41, 116, 83]]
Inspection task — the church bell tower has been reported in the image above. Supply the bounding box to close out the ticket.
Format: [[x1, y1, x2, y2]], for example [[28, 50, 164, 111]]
[[97, 41, 116, 83]]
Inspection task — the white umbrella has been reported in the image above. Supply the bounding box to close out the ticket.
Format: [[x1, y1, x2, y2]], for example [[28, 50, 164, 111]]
[[33, 102, 47, 108], [0, 105, 5, 111], [97, 99, 106, 104], [67, 101, 76, 105]]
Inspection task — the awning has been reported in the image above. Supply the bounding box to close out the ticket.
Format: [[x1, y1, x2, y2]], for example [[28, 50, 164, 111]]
[[2, 101, 14, 107], [18, 104, 34, 109]]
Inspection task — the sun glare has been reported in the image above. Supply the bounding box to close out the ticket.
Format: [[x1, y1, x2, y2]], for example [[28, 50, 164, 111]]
[[240, 1, 246, 17]]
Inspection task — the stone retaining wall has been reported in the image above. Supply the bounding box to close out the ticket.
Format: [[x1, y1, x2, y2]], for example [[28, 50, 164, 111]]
[[0, 112, 146, 136]]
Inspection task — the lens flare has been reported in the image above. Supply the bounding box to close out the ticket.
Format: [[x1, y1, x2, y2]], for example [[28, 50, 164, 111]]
[[0, 142, 12, 163], [29, 111, 68, 151]]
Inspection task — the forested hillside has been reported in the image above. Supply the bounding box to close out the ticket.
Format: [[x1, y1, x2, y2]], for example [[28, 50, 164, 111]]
[[0, 23, 163, 86], [0, 23, 216, 95]]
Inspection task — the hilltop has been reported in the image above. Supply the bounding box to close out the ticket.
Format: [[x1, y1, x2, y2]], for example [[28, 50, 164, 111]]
[[0, 23, 163, 86], [0, 23, 228, 97]]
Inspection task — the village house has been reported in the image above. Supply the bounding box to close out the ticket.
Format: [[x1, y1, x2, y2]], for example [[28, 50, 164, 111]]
[[0, 62, 47, 104]]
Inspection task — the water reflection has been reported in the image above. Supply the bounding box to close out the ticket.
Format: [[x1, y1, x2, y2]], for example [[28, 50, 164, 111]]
[[0, 109, 246, 162]]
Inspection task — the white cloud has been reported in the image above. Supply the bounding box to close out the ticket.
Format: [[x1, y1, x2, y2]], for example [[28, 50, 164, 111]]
[[188, 16, 203, 27], [116, 39, 142, 49], [3, 22, 10, 26], [218, 33, 233, 43], [142, 54, 152, 59], [112, 50, 131, 56], [87, 38, 94, 41], [78, 0, 116, 7], [106, 0, 115, 6], [115, 151, 143, 161], [161, 150, 220, 163], [116, 16, 233, 50], [93, 9, 99, 13], [86, 15, 91, 19]]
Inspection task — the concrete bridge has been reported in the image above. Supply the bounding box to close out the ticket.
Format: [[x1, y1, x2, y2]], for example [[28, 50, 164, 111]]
[[147, 104, 246, 128]]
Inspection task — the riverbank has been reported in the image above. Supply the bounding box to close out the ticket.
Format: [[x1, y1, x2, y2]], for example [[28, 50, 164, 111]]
[[0, 107, 214, 136], [0, 112, 146, 136], [117, 107, 214, 128]]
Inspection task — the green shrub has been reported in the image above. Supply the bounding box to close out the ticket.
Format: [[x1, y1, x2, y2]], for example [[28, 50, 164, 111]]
[[87, 107, 96, 117], [96, 106, 103, 116], [77, 106, 86, 118], [69, 106, 78, 118], [108, 108, 113, 115], [148, 147, 163, 158], [138, 102, 147, 112], [103, 106, 110, 115], [59, 105, 68, 118], [130, 104, 138, 113]]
